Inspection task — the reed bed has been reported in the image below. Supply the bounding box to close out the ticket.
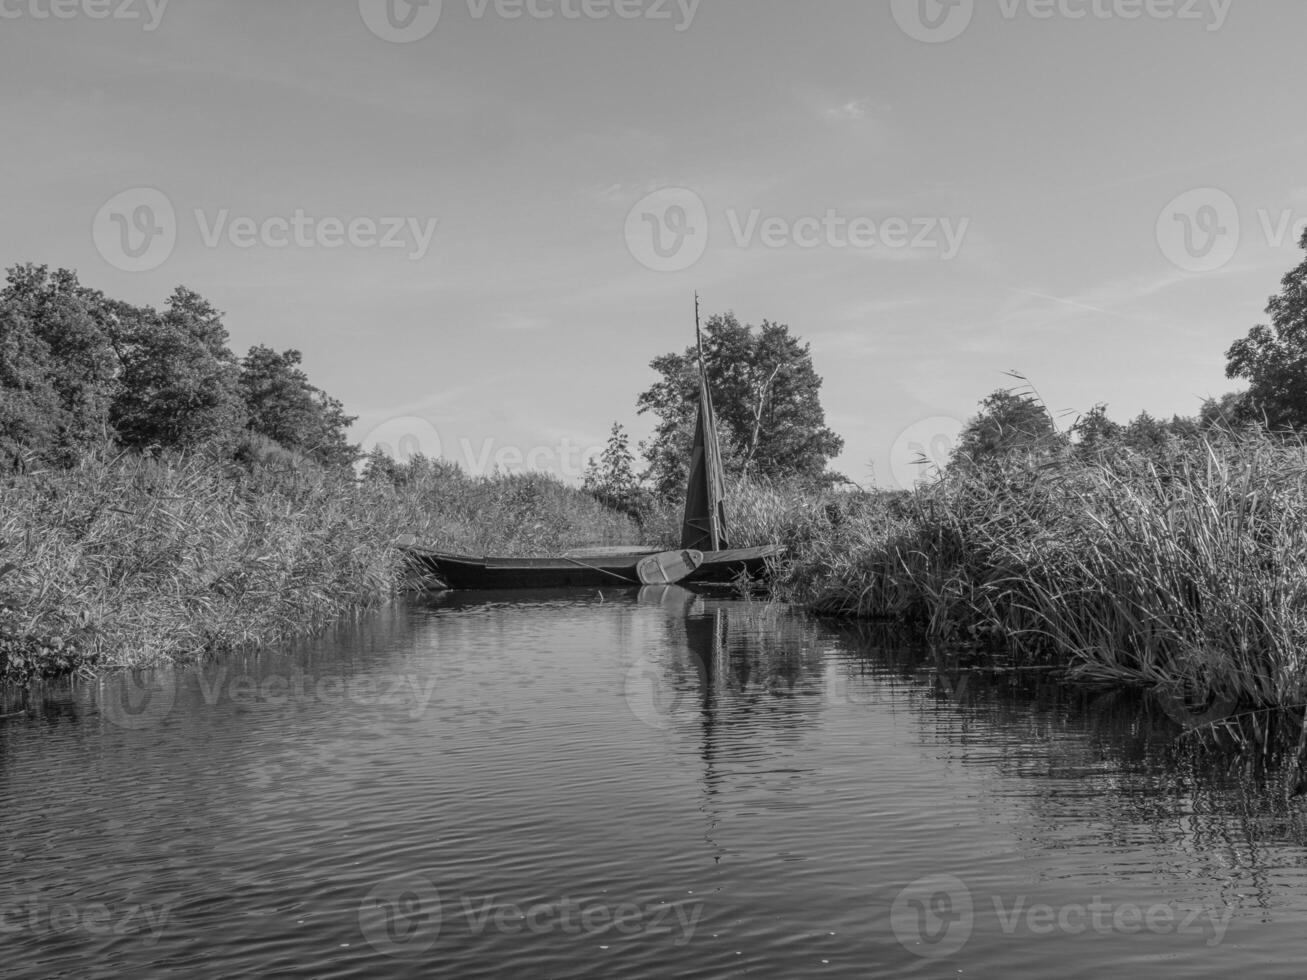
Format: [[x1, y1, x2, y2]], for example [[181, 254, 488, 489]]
[[769, 432, 1307, 710], [12, 429, 1307, 713], [0, 451, 638, 679]]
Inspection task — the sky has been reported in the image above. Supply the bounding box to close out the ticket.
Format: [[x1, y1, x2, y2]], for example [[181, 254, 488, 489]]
[[2, 0, 1305, 489]]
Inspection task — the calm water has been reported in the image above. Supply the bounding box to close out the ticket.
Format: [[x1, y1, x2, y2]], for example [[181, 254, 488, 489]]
[[4, 588, 1307, 978]]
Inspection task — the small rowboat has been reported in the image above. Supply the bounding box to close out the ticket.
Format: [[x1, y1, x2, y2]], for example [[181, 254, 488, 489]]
[[402, 295, 785, 593], [404, 544, 781, 591], [404, 548, 699, 590]]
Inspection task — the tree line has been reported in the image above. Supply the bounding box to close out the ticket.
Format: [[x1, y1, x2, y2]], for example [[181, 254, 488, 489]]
[[587, 229, 1307, 504], [8, 227, 1307, 496], [0, 264, 356, 470], [584, 311, 846, 513], [947, 230, 1307, 467]]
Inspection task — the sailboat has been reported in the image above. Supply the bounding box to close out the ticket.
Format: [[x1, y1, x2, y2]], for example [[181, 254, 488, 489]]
[[403, 299, 784, 590]]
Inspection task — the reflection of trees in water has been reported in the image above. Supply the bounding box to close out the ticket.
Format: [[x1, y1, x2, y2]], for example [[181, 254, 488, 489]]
[[645, 590, 836, 864], [1, 679, 81, 728], [830, 628, 1307, 914], [661, 591, 831, 726]]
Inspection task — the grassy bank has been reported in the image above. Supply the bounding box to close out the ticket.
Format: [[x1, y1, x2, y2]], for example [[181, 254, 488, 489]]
[[12, 430, 1307, 718], [0, 451, 638, 680], [727, 431, 1307, 713]]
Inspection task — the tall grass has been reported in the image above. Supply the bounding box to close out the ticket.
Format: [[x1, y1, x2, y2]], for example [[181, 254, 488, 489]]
[[13, 428, 1307, 713], [769, 432, 1307, 710], [0, 450, 639, 679]]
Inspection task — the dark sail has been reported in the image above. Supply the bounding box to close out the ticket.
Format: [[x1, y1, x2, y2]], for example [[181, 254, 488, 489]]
[[680, 358, 729, 552]]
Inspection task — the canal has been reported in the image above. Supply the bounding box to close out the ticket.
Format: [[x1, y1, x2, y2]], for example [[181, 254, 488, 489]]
[[2, 587, 1306, 977]]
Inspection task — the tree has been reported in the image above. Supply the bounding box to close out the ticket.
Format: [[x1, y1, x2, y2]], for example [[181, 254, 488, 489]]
[[637, 313, 844, 497], [0, 299, 63, 463], [1070, 403, 1121, 457], [1224, 229, 1307, 429], [240, 345, 358, 468], [110, 288, 246, 451], [950, 387, 1060, 466], [583, 423, 647, 518], [0, 265, 119, 461], [1120, 411, 1176, 453], [1198, 391, 1252, 430]]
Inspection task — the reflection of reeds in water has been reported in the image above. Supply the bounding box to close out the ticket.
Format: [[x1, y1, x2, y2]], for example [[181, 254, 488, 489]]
[[0, 452, 639, 680], [672, 595, 830, 709], [709, 437, 1307, 717], [885, 646, 1307, 914]]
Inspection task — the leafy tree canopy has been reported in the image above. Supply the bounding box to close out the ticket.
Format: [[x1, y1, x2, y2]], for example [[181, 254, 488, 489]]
[[0, 263, 357, 469], [950, 386, 1060, 466], [1225, 229, 1307, 428], [110, 288, 247, 451], [0, 265, 119, 460], [636, 312, 844, 497], [583, 422, 650, 520], [240, 345, 358, 469]]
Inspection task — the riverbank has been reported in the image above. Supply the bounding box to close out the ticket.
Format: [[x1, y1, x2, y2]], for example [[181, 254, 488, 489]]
[[716, 429, 1307, 714], [0, 450, 639, 680], [9, 430, 1307, 720]]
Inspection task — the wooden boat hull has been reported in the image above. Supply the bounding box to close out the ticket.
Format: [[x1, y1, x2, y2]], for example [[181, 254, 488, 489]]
[[405, 544, 782, 591], [681, 545, 783, 584]]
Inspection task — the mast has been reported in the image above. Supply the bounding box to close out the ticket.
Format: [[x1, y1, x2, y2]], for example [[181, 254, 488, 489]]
[[681, 293, 729, 552]]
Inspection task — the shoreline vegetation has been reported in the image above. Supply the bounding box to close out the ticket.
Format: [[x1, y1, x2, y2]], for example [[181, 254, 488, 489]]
[[7, 423, 1307, 727], [731, 428, 1307, 718], [0, 448, 640, 681], [9, 238, 1307, 742]]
